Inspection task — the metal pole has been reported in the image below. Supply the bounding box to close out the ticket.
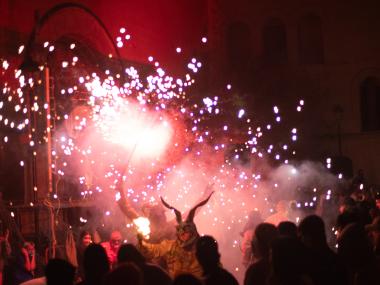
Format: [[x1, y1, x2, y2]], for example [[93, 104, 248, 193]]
[[45, 67, 53, 193]]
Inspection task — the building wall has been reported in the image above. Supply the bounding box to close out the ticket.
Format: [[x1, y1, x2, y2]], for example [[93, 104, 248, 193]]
[[1, 0, 380, 197], [0, 0, 208, 70], [218, 0, 380, 183], [0, 0, 209, 203]]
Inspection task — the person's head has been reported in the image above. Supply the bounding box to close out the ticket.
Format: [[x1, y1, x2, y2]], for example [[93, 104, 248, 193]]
[[337, 223, 374, 269], [278, 221, 297, 238], [83, 243, 109, 282], [79, 231, 92, 248], [195, 235, 220, 271], [298, 215, 326, 247], [103, 263, 142, 285], [252, 223, 278, 259], [117, 243, 145, 266], [110, 230, 122, 250], [177, 223, 198, 243], [336, 211, 359, 237], [173, 273, 202, 285], [271, 237, 308, 280], [45, 258, 76, 285], [161, 192, 213, 248], [339, 197, 356, 214], [23, 241, 35, 253]]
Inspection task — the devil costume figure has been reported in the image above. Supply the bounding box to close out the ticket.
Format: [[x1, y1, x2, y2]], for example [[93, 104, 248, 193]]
[[118, 183, 214, 244], [138, 193, 213, 279]]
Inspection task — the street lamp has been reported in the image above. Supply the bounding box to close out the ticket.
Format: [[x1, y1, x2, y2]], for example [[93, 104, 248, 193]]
[[18, 2, 124, 257]]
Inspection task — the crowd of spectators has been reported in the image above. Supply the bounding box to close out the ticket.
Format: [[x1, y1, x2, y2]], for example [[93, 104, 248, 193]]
[[0, 177, 379, 285]]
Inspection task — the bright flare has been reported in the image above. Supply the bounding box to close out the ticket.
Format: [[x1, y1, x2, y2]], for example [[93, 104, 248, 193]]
[[133, 217, 151, 238], [95, 103, 173, 160]]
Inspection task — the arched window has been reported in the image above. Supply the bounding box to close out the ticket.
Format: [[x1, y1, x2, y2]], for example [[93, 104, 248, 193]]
[[262, 18, 287, 64], [298, 14, 324, 64], [360, 77, 380, 131], [226, 21, 251, 71]]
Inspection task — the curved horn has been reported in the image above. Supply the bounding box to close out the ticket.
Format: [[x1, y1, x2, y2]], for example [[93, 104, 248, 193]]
[[186, 191, 214, 223], [160, 196, 182, 224]]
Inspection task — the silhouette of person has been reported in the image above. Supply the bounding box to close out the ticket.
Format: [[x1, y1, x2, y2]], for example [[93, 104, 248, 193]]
[[298, 215, 346, 285], [77, 244, 109, 285], [195, 235, 238, 285], [76, 231, 92, 280], [173, 274, 202, 285], [269, 237, 312, 285], [244, 223, 278, 285], [45, 259, 75, 285], [103, 263, 142, 285], [338, 223, 380, 285], [277, 221, 297, 238], [366, 216, 380, 257], [117, 243, 172, 285], [241, 210, 263, 267]]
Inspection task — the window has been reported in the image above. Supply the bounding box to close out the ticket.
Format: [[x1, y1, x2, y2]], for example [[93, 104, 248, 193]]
[[298, 14, 324, 64], [262, 18, 287, 64], [360, 77, 380, 131]]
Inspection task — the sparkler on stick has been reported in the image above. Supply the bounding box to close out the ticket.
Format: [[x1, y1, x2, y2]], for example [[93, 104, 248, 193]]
[[112, 108, 168, 240], [115, 172, 152, 240]]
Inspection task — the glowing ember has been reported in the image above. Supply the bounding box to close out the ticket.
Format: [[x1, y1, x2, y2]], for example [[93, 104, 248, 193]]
[[133, 217, 151, 238]]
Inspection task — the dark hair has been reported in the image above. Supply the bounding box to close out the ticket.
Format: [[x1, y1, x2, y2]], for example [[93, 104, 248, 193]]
[[336, 211, 359, 231], [341, 197, 356, 209], [298, 215, 326, 243], [117, 243, 145, 266], [278, 221, 297, 238], [45, 258, 75, 285], [103, 263, 142, 285], [253, 223, 278, 257], [173, 273, 202, 285], [80, 230, 91, 240], [196, 235, 220, 264], [271, 237, 308, 280], [337, 223, 375, 268], [83, 243, 109, 284]]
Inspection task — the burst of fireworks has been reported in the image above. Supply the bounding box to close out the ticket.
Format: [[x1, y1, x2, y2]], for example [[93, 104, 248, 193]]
[[0, 27, 343, 277]]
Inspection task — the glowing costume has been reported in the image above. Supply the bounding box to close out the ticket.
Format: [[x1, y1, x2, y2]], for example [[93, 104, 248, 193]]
[[138, 193, 213, 279], [140, 239, 202, 278]]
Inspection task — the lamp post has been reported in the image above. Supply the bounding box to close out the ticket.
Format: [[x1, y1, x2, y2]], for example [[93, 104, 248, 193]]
[[19, 2, 125, 200], [19, 2, 124, 254]]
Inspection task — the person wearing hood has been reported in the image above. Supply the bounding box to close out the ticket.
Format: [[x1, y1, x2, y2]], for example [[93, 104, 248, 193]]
[[137, 193, 213, 279]]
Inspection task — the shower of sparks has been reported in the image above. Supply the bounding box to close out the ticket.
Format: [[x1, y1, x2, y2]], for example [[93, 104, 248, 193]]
[[85, 79, 173, 160], [0, 27, 344, 277]]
